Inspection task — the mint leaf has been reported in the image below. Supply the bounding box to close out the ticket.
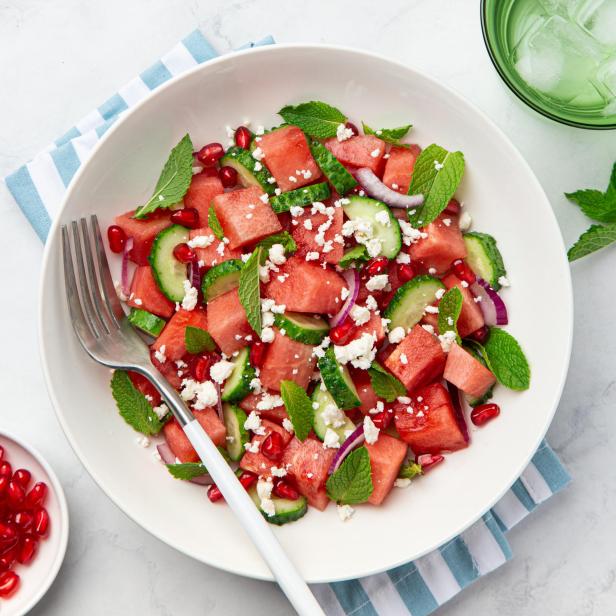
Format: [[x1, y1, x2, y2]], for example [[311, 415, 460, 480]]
[[565, 162, 616, 223], [408, 144, 465, 227], [278, 101, 346, 139], [326, 446, 373, 505], [134, 134, 194, 219], [185, 326, 216, 354], [483, 328, 530, 391], [239, 247, 262, 336], [568, 223, 616, 261], [398, 461, 423, 479], [167, 462, 208, 480], [208, 206, 225, 240], [110, 370, 163, 435], [339, 245, 369, 269], [437, 287, 463, 342], [280, 380, 313, 441], [256, 231, 297, 256], [368, 363, 406, 402], [362, 123, 412, 146]]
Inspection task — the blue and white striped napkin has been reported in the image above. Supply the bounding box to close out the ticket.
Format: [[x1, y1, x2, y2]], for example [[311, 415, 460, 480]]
[[5, 30, 570, 616]]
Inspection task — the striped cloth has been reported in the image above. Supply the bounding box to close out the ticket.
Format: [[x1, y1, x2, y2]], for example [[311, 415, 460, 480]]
[[4, 30, 571, 616]]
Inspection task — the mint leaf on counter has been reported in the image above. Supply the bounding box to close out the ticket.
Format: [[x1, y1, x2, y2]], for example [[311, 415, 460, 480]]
[[280, 380, 313, 441], [326, 446, 373, 505], [483, 328, 530, 391], [110, 370, 163, 435], [185, 326, 216, 354], [362, 123, 412, 146], [568, 223, 616, 261], [278, 101, 347, 139]]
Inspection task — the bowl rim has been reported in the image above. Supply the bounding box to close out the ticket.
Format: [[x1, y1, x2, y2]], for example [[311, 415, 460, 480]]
[[479, 0, 616, 130], [38, 42, 574, 582]]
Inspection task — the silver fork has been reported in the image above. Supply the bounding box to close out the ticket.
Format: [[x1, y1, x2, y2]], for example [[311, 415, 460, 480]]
[[62, 215, 324, 616]]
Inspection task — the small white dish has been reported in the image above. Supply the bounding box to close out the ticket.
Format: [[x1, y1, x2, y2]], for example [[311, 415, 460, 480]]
[[0, 432, 69, 615]]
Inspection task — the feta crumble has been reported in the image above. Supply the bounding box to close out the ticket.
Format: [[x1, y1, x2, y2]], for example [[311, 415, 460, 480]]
[[323, 428, 341, 449], [388, 326, 406, 344], [363, 416, 380, 444], [209, 359, 235, 384], [336, 123, 354, 142], [181, 280, 198, 311], [337, 504, 355, 522]]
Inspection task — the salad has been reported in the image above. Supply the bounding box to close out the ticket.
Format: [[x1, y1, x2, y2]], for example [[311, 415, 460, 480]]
[[107, 100, 530, 525]]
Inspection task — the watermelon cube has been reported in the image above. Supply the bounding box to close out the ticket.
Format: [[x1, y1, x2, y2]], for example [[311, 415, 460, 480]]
[[264, 255, 347, 314], [189, 227, 242, 268], [384, 325, 446, 393], [239, 420, 293, 477], [259, 329, 317, 392], [213, 186, 282, 250], [409, 213, 467, 275], [444, 343, 496, 399], [394, 382, 469, 454], [127, 266, 175, 318], [442, 273, 485, 338], [291, 205, 344, 265], [366, 434, 408, 505], [128, 371, 162, 407], [348, 311, 385, 345], [206, 289, 253, 355], [115, 209, 172, 265], [382, 145, 421, 194], [163, 409, 226, 462], [151, 307, 208, 362], [258, 126, 322, 192], [183, 174, 223, 222], [324, 135, 386, 174], [239, 392, 289, 424]]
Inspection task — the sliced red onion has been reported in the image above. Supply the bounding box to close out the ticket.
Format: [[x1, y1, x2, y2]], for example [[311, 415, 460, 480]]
[[355, 167, 424, 209], [157, 443, 213, 485], [215, 382, 224, 423], [121, 237, 134, 298], [330, 268, 359, 328], [328, 423, 365, 476], [470, 279, 508, 326], [189, 262, 201, 291], [446, 382, 469, 445], [187, 473, 214, 486]]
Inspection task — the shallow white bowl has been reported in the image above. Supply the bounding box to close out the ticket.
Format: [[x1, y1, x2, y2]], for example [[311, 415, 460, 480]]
[[39, 45, 572, 583]]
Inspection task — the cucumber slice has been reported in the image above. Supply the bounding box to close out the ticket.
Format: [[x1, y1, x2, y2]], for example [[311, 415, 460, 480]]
[[148, 224, 189, 302], [222, 403, 249, 461], [463, 232, 507, 290], [384, 275, 445, 331], [127, 308, 166, 337], [342, 196, 402, 259], [270, 182, 331, 213], [248, 487, 308, 525], [273, 312, 329, 345], [201, 259, 243, 302], [317, 346, 361, 410], [221, 146, 277, 195], [311, 386, 356, 442], [309, 140, 357, 195], [221, 347, 256, 403]]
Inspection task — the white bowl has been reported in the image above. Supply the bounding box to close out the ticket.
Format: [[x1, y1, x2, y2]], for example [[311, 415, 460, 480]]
[[0, 432, 69, 615], [38, 45, 572, 583]]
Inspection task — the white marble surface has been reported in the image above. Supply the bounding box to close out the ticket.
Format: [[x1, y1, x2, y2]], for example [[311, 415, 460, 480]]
[[1, 0, 615, 614]]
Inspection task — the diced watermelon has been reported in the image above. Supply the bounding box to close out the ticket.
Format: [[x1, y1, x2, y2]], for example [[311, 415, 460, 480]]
[[356, 379, 379, 415], [264, 255, 347, 314], [206, 289, 252, 355], [366, 434, 408, 505], [213, 186, 282, 249], [114, 209, 172, 265], [154, 357, 183, 390], [444, 343, 496, 399], [442, 274, 485, 338], [258, 126, 322, 192], [183, 174, 224, 222], [239, 420, 293, 477], [259, 329, 316, 392], [128, 371, 162, 407], [127, 266, 175, 318], [291, 205, 344, 265], [324, 135, 386, 174], [348, 311, 385, 345], [163, 409, 226, 462], [239, 392, 289, 424], [394, 383, 469, 454], [384, 324, 446, 392], [151, 307, 208, 362], [189, 227, 242, 268], [382, 145, 421, 194], [409, 214, 467, 275]]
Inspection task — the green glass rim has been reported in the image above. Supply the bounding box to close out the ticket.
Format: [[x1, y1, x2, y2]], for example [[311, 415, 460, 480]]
[[480, 0, 616, 130]]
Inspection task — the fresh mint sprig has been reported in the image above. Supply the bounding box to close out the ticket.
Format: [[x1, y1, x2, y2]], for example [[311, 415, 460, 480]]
[[482, 328, 530, 391], [166, 462, 209, 480], [326, 446, 373, 505], [278, 101, 347, 139], [280, 380, 313, 441], [339, 245, 369, 269], [185, 326, 216, 354], [208, 207, 225, 240], [256, 231, 297, 255], [362, 123, 412, 146], [238, 247, 263, 336], [437, 287, 463, 342], [368, 363, 406, 402]]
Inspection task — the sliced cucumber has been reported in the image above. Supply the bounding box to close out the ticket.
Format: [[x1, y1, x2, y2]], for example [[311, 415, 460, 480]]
[[222, 403, 249, 461], [148, 224, 189, 302], [311, 386, 356, 442], [384, 275, 445, 331], [127, 308, 166, 337], [201, 259, 243, 302], [221, 146, 277, 195], [342, 196, 402, 259], [270, 182, 331, 213], [463, 343, 495, 406], [309, 140, 357, 195], [317, 346, 361, 410], [464, 232, 507, 290], [273, 312, 329, 345], [221, 347, 256, 403], [248, 486, 308, 525]]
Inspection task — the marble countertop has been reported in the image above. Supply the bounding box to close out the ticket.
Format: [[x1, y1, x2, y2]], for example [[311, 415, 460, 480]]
[[1, 0, 615, 613]]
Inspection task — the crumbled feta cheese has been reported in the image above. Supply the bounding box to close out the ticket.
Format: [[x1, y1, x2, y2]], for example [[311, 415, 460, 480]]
[[289, 205, 304, 217], [398, 219, 427, 246], [312, 336, 331, 359], [366, 274, 389, 292], [180, 378, 218, 410], [434, 160, 444, 170], [244, 411, 266, 435], [282, 418, 294, 433], [135, 435, 150, 448], [336, 123, 354, 142], [374, 210, 391, 226], [400, 353, 408, 365], [365, 238, 382, 258], [350, 304, 371, 326], [133, 298, 143, 306], [252, 147, 264, 161], [397, 396, 411, 404], [187, 234, 215, 249], [442, 218, 452, 227], [321, 403, 345, 428], [340, 286, 350, 301], [461, 280, 469, 288], [209, 359, 235, 384], [256, 393, 284, 411], [438, 330, 457, 353], [257, 478, 275, 517], [394, 478, 412, 488], [154, 345, 167, 364], [425, 305, 439, 314], [388, 326, 406, 344], [459, 212, 472, 231], [370, 148, 381, 158], [268, 243, 287, 265], [435, 288, 446, 300], [303, 219, 313, 231], [428, 267, 437, 275], [181, 280, 198, 311], [288, 175, 298, 183], [365, 295, 379, 312], [261, 327, 275, 343], [271, 466, 287, 478], [152, 403, 169, 420], [323, 428, 341, 449], [337, 504, 355, 522], [244, 440, 260, 453], [305, 251, 319, 261], [363, 415, 380, 444], [396, 251, 411, 264], [334, 333, 377, 370], [422, 324, 435, 335], [498, 276, 510, 287]]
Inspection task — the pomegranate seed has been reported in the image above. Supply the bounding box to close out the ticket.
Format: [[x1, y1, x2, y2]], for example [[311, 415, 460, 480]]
[[452, 259, 476, 284], [17, 536, 37, 565], [239, 471, 258, 491], [196, 142, 225, 167], [371, 409, 394, 430], [261, 431, 284, 461], [219, 165, 238, 188], [7, 481, 25, 508], [0, 446, 4, 461], [33, 508, 50, 536], [25, 482, 47, 507], [234, 126, 252, 150], [250, 342, 267, 368], [417, 453, 444, 472], [397, 262, 416, 283], [329, 319, 357, 345], [345, 121, 359, 136], [0, 571, 19, 598], [0, 476, 8, 498], [207, 484, 223, 502], [444, 199, 461, 215], [191, 355, 213, 382], [0, 547, 18, 573], [13, 511, 33, 532], [0, 462, 12, 478], [468, 325, 489, 345], [273, 480, 300, 500], [107, 225, 126, 253], [365, 257, 389, 276], [12, 469, 31, 489], [170, 207, 200, 229], [199, 166, 219, 178], [173, 242, 197, 264], [471, 403, 500, 426], [0, 524, 18, 543]]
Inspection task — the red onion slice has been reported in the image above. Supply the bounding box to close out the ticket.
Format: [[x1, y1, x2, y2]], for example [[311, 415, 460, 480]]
[[355, 168, 424, 209], [328, 423, 365, 476], [157, 443, 213, 485], [446, 382, 469, 445], [189, 262, 201, 291], [121, 237, 134, 298], [329, 268, 359, 328], [470, 279, 508, 326]]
